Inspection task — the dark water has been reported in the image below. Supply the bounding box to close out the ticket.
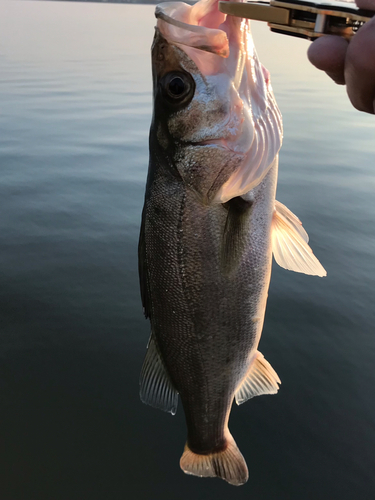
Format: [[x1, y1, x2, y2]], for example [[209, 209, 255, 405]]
[[1, 1, 374, 499]]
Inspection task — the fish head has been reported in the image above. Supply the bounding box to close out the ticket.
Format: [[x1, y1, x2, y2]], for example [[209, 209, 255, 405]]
[[150, 0, 283, 204], [151, 27, 246, 204]]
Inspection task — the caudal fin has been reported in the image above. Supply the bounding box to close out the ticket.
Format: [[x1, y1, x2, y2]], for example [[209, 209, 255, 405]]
[[179, 433, 248, 486]]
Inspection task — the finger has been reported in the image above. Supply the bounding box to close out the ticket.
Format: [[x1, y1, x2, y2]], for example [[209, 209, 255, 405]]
[[345, 17, 375, 114], [307, 36, 349, 84], [355, 0, 375, 10]]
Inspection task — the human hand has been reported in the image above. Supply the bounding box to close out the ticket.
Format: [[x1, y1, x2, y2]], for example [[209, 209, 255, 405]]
[[307, 0, 375, 114]]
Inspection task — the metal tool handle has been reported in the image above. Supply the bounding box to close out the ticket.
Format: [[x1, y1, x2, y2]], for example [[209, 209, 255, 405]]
[[219, 0, 374, 40]]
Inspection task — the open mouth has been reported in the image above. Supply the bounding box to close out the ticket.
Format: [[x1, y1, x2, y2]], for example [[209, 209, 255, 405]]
[[155, 0, 230, 57]]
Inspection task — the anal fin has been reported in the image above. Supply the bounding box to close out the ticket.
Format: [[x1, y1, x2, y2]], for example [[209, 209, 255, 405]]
[[140, 335, 178, 415], [235, 351, 281, 405], [272, 200, 327, 277]]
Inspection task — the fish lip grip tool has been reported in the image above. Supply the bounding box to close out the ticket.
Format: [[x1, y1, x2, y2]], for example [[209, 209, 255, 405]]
[[219, 0, 374, 40]]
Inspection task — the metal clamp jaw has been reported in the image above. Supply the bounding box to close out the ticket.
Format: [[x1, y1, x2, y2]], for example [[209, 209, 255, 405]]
[[219, 0, 374, 40]]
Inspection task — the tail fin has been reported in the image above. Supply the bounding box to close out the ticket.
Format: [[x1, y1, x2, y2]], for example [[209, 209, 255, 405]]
[[179, 432, 248, 486]]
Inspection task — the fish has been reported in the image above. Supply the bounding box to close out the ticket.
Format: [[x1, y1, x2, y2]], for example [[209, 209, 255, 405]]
[[138, 0, 326, 486]]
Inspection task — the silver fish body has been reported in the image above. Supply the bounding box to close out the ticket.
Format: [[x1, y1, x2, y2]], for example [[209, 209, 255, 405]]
[[139, 0, 325, 486]]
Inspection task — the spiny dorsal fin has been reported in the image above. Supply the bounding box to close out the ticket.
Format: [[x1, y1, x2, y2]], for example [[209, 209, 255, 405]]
[[272, 201, 327, 277], [235, 351, 281, 405], [274, 200, 309, 242], [140, 335, 178, 415]]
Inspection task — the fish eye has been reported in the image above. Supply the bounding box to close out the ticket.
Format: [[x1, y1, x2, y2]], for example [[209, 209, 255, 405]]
[[168, 77, 185, 97], [161, 71, 195, 105]]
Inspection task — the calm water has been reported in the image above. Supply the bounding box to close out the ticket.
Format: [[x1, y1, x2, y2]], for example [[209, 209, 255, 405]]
[[1, 1, 374, 499]]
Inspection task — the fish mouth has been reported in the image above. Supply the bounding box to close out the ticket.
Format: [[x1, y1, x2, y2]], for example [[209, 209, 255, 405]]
[[155, 0, 234, 58]]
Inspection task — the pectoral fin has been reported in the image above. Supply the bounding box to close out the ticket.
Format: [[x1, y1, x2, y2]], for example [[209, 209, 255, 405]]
[[140, 335, 178, 415], [271, 200, 326, 277], [235, 351, 281, 405], [220, 195, 253, 275]]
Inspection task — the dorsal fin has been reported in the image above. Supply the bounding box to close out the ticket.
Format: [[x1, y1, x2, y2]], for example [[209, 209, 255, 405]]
[[274, 200, 309, 242], [272, 201, 326, 277], [140, 335, 178, 415], [235, 351, 281, 405]]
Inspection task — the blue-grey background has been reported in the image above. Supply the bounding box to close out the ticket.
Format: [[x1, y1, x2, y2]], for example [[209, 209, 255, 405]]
[[1, 1, 374, 499]]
